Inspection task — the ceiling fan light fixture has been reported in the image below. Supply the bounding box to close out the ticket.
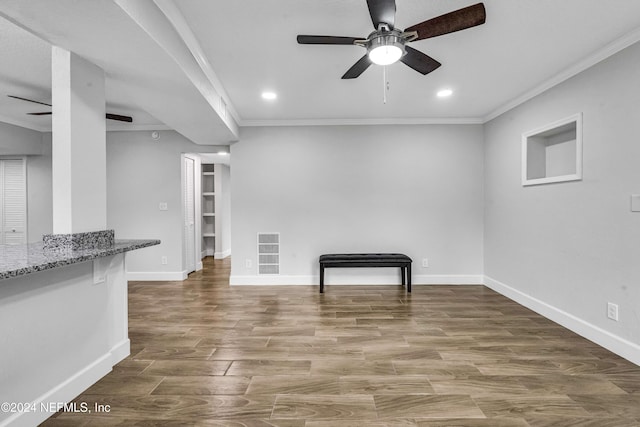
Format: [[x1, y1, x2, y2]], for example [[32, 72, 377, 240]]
[[368, 33, 404, 66]]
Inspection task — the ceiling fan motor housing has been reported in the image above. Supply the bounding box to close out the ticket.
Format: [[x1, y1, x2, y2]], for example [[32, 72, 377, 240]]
[[367, 29, 406, 65]]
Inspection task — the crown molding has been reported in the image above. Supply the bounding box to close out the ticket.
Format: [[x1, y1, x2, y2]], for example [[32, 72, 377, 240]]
[[241, 117, 484, 127], [243, 26, 640, 128], [483, 26, 640, 123]]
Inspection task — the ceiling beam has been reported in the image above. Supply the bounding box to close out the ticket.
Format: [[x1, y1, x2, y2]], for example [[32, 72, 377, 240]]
[[115, 0, 239, 141]]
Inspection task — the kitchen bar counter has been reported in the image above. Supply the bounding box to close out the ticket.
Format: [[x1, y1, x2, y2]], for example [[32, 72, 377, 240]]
[[0, 239, 160, 280], [0, 232, 160, 426]]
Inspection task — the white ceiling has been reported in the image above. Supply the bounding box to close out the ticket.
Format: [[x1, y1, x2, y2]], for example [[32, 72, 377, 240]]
[[1, 0, 640, 143]]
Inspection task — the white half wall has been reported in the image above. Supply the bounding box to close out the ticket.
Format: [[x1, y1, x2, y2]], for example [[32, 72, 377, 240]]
[[230, 124, 484, 285], [484, 41, 640, 361], [0, 254, 129, 427]]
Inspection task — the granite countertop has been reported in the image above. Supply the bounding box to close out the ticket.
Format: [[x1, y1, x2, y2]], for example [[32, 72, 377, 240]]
[[0, 239, 160, 280]]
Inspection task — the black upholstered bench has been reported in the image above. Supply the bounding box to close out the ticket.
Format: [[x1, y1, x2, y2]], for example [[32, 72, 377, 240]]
[[318, 253, 412, 293]]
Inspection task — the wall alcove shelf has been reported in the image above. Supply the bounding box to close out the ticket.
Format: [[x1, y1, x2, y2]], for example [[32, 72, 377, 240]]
[[522, 113, 583, 186]]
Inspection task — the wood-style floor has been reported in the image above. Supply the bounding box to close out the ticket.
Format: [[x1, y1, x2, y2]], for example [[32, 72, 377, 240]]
[[43, 257, 640, 426]]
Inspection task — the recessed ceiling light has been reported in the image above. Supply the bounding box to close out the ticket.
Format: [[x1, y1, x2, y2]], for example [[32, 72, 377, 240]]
[[437, 89, 453, 98], [262, 91, 277, 100], [217, 151, 229, 155]]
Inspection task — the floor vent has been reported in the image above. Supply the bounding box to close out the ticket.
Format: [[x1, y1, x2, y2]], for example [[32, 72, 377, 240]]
[[257, 232, 279, 275]]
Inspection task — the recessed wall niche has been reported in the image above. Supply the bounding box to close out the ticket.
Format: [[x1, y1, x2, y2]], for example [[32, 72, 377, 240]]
[[522, 113, 582, 186]]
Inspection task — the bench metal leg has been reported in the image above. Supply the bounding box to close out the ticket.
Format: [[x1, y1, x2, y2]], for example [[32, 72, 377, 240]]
[[320, 265, 324, 293], [407, 263, 411, 293], [401, 267, 406, 287]]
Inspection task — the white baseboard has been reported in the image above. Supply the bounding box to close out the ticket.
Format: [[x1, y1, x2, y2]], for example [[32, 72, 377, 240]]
[[1, 353, 113, 427], [110, 339, 130, 365], [230, 274, 483, 286], [484, 275, 640, 366], [214, 249, 231, 259], [127, 271, 188, 281], [415, 275, 484, 285]]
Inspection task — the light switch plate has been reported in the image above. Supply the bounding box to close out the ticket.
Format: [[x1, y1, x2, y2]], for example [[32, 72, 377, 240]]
[[631, 195, 640, 212], [159, 202, 168, 211]]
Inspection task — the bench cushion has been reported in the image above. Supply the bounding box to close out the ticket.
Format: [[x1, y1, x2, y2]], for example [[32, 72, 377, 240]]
[[319, 253, 412, 264]]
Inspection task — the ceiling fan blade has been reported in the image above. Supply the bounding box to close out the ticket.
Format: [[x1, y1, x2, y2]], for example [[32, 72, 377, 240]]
[[8, 95, 52, 107], [400, 46, 441, 75], [405, 3, 486, 41], [342, 54, 372, 79], [106, 113, 133, 122], [367, 0, 396, 30], [297, 35, 360, 45], [25, 111, 132, 122]]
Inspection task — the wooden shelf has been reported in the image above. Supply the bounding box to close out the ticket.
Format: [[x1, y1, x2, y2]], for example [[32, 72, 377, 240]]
[[202, 163, 216, 256]]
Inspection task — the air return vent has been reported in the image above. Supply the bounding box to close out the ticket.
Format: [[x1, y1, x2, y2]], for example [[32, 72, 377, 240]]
[[257, 232, 280, 275]]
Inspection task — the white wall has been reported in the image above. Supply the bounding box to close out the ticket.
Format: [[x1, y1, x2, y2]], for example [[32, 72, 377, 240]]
[[231, 124, 484, 285], [218, 163, 231, 258], [484, 41, 640, 363], [27, 134, 53, 242], [106, 130, 224, 279], [51, 47, 107, 234], [0, 121, 43, 156], [0, 122, 52, 242]]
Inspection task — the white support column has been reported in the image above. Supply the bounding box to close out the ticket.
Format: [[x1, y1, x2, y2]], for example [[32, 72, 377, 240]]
[[51, 46, 107, 234]]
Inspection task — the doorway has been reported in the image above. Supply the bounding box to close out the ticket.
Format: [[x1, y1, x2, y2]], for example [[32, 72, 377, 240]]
[[182, 152, 231, 276]]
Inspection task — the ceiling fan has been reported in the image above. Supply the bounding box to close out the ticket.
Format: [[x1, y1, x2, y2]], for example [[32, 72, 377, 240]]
[[8, 95, 133, 122], [297, 0, 486, 79]]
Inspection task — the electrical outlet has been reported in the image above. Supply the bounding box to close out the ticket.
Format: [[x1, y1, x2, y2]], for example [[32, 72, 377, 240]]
[[161, 256, 168, 265], [607, 302, 619, 321], [159, 202, 168, 211], [422, 258, 429, 268], [245, 259, 252, 268]]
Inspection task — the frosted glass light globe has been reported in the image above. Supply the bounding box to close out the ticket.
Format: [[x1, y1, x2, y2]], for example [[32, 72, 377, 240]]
[[368, 44, 403, 65]]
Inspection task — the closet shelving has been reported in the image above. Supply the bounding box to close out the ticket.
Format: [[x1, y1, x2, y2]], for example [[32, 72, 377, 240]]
[[201, 164, 215, 255]]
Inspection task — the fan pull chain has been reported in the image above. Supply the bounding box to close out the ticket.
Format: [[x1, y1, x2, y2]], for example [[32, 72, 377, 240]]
[[383, 66, 388, 104]]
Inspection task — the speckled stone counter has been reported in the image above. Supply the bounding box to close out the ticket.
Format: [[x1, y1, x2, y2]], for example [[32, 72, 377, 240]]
[[0, 239, 160, 280]]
